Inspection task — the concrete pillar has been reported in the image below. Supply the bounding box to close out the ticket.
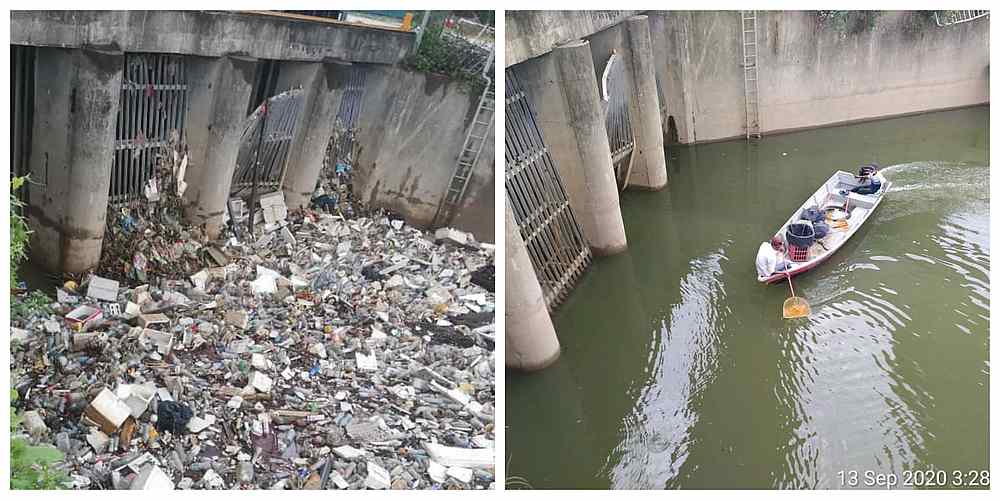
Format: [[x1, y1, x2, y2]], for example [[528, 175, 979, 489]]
[[277, 61, 350, 210], [27, 47, 123, 274], [183, 55, 256, 238], [518, 40, 627, 255], [625, 15, 668, 190], [505, 198, 561, 371]]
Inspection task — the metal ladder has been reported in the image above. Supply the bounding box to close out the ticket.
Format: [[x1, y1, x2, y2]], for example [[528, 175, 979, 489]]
[[431, 78, 495, 227], [741, 11, 762, 140]]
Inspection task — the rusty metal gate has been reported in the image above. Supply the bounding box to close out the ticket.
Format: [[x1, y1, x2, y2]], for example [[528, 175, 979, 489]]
[[600, 52, 635, 190], [230, 89, 304, 196], [329, 66, 368, 167], [110, 53, 188, 205], [505, 69, 592, 310]]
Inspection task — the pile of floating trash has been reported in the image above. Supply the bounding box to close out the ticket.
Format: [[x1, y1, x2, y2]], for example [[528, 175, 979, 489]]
[[11, 194, 496, 489]]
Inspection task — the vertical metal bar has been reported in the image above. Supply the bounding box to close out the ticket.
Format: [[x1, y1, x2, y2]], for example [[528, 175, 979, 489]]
[[249, 100, 268, 234], [413, 10, 431, 54], [124, 58, 134, 202], [13, 46, 23, 179], [506, 80, 559, 293]]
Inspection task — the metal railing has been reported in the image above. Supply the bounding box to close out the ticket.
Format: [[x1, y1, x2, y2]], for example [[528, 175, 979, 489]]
[[412, 11, 495, 80], [934, 10, 989, 26]]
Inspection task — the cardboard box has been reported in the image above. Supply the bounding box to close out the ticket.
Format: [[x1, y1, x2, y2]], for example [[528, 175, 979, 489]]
[[65, 305, 103, 332], [84, 388, 132, 434], [87, 276, 120, 302], [137, 313, 169, 329]]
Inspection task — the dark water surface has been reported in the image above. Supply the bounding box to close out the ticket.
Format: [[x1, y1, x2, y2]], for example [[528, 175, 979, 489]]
[[506, 107, 989, 489]]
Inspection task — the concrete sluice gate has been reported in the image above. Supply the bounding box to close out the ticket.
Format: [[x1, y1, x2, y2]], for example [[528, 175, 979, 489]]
[[505, 13, 665, 371], [11, 10, 496, 277], [503, 10, 988, 372]]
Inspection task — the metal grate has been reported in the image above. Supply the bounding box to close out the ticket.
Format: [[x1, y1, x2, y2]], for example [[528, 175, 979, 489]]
[[505, 69, 591, 310], [230, 89, 304, 196], [934, 10, 989, 26], [330, 66, 368, 166], [110, 53, 188, 205], [11, 45, 35, 211], [600, 52, 635, 190]]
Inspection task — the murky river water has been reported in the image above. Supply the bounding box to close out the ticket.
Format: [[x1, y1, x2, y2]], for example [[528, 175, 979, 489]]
[[506, 107, 989, 489]]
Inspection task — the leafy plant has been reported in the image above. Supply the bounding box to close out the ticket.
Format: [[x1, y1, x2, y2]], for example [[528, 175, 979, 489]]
[[10, 389, 69, 490], [815, 11, 882, 35], [10, 176, 31, 289], [406, 24, 489, 94], [11, 290, 52, 322]]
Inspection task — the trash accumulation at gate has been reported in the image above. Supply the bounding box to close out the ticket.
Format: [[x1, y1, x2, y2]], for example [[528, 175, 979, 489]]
[[11, 140, 496, 490]]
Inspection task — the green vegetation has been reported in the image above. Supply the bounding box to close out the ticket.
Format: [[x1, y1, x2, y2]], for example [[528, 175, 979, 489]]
[[815, 11, 883, 34], [10, 177, 65, 489], [10, 389, 68, 490], [815, 11, 941, 35], [406, 24, 489, 95], [11, 290, 52, 322], [10, 176, 31, 289]]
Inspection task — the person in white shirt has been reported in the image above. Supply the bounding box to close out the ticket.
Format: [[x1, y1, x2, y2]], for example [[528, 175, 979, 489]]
[[756, 236, 790, 279]]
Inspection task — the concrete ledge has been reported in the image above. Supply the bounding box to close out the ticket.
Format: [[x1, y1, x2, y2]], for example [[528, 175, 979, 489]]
[[11, 10, 414, 65], [505, 347, 561, 372], [506, 10, 640, 67], [673, 102, 991, 146]]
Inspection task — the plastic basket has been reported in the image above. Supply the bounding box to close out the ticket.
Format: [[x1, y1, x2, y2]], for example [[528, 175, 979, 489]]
[[789, 245, 809, 262]]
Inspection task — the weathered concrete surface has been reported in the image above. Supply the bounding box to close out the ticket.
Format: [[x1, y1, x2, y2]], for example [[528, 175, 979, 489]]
[[505, 198, 560, 371], [650, 11, 990, 143], [513, 40, 627, 256], [27, 47, 123, 274], [11, 10, 413, 65], [449, 119, 496, 243], [506, 10, 640, 67], [278, 61, 350, 210], [623, 15, 667, 190], [585, 15, 667, 191], [351, 65, 495, 243], [183, 56, 256, 238]]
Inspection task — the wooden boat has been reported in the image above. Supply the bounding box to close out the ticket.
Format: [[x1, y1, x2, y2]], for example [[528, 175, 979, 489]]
[[757, 170, 890, 284]]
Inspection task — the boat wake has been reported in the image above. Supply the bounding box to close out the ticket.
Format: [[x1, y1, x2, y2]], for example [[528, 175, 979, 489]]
[[874, 161, 987, 221]]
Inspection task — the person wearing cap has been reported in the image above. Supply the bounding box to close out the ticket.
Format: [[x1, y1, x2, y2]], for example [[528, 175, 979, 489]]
[[756, 236, 790, 279]]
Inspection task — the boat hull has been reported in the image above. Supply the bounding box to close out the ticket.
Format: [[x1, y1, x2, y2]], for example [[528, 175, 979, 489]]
[[758, 170, 889, 284]]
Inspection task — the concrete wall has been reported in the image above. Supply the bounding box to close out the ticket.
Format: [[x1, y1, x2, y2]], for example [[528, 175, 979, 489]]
[[650, 11, 990, 143], [352, 66, 495, 242], [506, 10, 640, 67], [11, 10, 413, 65], [27, 47, 123, 274]]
